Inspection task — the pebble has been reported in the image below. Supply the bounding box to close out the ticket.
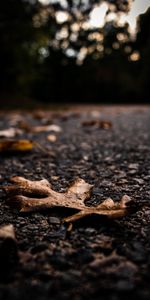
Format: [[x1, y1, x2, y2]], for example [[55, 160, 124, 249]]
[[133, 178, 144, 185], [128, 163, 139, 169], [48, 217, 61, 224]]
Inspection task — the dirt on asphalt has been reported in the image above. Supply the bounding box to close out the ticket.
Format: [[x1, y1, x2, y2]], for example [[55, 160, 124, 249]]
[[0, 105, 150, 300]]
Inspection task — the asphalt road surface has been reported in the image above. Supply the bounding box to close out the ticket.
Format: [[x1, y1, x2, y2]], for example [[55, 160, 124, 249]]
[[0, 105, 150, 300]]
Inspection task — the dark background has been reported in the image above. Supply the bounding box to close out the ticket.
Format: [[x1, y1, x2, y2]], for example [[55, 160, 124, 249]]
[[0, 0, 150, 106]]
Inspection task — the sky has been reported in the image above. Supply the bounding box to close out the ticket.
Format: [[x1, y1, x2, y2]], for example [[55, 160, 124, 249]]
[[85, 0, 150, 36], [39, 0, 150, 36], [117, 0, 150, 36]]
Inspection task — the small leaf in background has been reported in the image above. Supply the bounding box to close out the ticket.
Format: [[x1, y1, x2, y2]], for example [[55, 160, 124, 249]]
[[0, 128, 22, 138], [31, 124, 62, 133], [18, 122, 62, 133], [82, 120, 112, 129], [0, 140, 34, 152]]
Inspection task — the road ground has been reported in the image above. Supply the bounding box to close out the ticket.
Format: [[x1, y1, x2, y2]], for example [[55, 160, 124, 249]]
[[0, 105, 150, 300]]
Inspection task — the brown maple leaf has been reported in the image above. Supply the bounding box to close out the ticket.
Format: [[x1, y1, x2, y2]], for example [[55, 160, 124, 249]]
[[2, 176, 133, 223]]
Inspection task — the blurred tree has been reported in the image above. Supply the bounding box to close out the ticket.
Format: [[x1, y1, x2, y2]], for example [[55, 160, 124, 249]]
[[135, 8, 150, 101], [0, 0, 44, 99], [32, 2, 136, 102], [35, 0, 132, 64], [0, 0, 149, 104]]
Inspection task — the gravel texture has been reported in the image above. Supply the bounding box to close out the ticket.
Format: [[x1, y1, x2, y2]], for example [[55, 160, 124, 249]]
[[0, 105, 150, 300]]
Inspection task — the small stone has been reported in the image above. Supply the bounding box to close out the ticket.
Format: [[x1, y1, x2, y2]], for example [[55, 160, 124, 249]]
[[48, 217, 61, 224], [133, 178, 144, 185], [144, 175, 150, 181], [51, 176, 60, 181], [128, 170, 137, 175], [47, 134, 57, 142], [128, 163, 139, 169], [85, 228, 96, 235], [83, 155, 89, 161]]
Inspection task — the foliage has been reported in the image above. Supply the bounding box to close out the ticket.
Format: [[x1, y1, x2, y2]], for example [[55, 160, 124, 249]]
[[0, 0, 149, 103]]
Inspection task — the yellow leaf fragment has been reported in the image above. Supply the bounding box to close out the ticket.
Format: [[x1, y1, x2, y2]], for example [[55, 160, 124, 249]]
[[0, 140, 34, 152], [1, 177, 133, 223]]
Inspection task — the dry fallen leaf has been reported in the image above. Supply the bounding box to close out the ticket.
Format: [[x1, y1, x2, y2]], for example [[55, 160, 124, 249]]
[[0, 140, 34, 152], [2, 176, 133, 223], [0, 128, 22, 138], [82, 120, 112, 129], [32, 124, 62, 133], [0, 224, 16, 241], [18, 122, 62, 133]]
